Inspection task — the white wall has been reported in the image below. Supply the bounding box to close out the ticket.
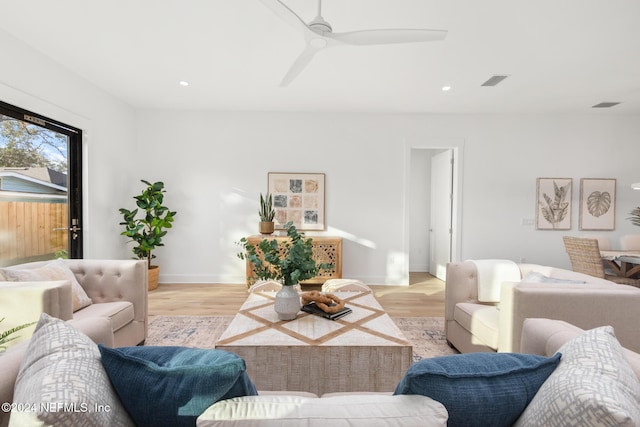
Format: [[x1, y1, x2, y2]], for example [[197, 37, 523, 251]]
[[135, 111, 640, 285], [0, 29, 137, 260], [3, 28, 640, 285]]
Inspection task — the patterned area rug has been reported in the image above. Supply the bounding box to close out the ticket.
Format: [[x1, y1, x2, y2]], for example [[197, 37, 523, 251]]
[[146, 315, 457, 361]]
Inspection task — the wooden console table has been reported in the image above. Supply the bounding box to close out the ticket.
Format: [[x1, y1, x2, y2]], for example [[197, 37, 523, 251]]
[[243, 236, 342, 285]]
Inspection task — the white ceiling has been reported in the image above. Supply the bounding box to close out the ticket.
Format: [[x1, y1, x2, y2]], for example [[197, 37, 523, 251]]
[[1, 0, 639, 114]]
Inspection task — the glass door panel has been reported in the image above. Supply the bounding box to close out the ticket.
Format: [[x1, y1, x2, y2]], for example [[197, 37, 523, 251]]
[[0, 101, 82, 266]]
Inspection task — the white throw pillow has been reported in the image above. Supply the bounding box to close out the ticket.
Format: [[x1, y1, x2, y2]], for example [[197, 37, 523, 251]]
[[196, 394, 448, 427], [9, 313, 133, 427], [515, 326, 640, 427], [3, 260, 92, 311]]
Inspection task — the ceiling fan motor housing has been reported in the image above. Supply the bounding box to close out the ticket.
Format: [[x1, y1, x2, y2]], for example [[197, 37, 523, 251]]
[[309, 16, 332, 33]]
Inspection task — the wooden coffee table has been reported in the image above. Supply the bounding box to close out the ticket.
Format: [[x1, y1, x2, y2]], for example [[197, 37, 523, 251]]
[[215, 289, 412, 395]]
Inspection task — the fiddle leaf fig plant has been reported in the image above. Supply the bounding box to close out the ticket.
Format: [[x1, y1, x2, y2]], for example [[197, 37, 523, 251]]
[[237, 222, 332, 286], [119, 180, 177, 269]]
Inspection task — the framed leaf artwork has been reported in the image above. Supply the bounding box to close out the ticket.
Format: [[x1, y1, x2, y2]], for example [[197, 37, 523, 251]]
[[579, 178, 616, 230], [536, 178, 572, 230], [268, 172, 325, 231]]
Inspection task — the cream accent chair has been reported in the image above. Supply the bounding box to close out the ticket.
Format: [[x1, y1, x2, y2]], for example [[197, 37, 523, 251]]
[[620, 234, 640, 250], [321, 279, 371, 292], [445, 260, 640, 354], [0, 259, 148, 348], [248, 280, 283, 293]]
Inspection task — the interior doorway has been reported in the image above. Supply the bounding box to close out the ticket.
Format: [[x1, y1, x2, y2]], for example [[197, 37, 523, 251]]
[[408, 144, 462, 281]]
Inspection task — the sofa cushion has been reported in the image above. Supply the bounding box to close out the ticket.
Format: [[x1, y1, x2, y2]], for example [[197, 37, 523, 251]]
[[454, 303, 499, 349], [521, 271, 586, 284], [99, 345, 258, 427], [73, 300, 134, 332], [196, 394, 448, 427], [515, 325, 640, 427], [2, 259, 92, 311], [394, 352, 561, 427], [9, 313, 134, 427]]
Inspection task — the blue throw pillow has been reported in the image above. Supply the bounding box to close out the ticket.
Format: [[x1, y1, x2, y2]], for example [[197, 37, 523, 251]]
[[394, 352, 561, 427], [98, 345, 257, 427]]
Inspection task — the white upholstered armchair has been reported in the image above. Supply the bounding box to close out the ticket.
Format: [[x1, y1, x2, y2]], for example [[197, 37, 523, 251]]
[[445, 260, 640, 354]]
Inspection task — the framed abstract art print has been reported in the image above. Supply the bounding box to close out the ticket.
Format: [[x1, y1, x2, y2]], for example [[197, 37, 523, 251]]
[[268, 172, 325, 231]]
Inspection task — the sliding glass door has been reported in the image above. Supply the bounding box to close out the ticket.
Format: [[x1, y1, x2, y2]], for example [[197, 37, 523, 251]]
[[0, 101, 82, 266]]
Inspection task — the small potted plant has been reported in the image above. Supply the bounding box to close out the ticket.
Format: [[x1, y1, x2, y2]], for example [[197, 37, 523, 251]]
[[259, 193, 275, 235], [119, 180, 177, 291], [237, 222, 332, 319]]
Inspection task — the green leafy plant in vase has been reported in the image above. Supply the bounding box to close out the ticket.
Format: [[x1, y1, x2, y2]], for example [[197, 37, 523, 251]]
[[237, 221, 332, 319], [119, 179, 177, 290], [258, 193, 275, 235]]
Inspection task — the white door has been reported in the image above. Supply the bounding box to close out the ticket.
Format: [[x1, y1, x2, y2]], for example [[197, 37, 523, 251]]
[[429, 150, 453, 280]]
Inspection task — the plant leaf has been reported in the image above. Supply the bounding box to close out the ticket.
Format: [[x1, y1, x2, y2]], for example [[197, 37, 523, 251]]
[[587, 191, 611, 218]]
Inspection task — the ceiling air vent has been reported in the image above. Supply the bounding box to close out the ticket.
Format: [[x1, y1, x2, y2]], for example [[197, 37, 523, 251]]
[[481, 75, 509, 87], [592, 102, 620, 108]]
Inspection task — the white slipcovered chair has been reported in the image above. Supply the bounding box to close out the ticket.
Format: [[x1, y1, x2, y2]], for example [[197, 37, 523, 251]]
[[620, 234, 640, 250]]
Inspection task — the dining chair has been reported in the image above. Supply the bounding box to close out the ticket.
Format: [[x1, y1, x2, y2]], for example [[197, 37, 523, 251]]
[[562, 236, 640, 287], [580, 234, 612, 250], [620, 234, 640, 251]]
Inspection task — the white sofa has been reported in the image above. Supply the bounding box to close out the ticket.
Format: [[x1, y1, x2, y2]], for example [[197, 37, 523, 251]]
[[0, 259, 147, 427], [2, 316, 639, 426], [445, 261, 640, 354]]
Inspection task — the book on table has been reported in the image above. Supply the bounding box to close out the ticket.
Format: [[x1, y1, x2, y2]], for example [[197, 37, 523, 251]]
[[301, 302, 352, 320]]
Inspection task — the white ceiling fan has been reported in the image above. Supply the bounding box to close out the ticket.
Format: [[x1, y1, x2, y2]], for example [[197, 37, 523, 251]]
[[260, 0, 448, 86]]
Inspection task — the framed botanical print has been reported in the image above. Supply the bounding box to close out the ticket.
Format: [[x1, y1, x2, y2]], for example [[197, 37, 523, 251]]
[[536, 178, 572, 230], [579, 178, 616, 230], [268, 172, 325, 231]]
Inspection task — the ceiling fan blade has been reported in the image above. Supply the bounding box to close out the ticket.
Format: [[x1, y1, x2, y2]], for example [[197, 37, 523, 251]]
[[280, 45, 322, 87], [330, 28, 447, 45], [259, 0, 309, 34]]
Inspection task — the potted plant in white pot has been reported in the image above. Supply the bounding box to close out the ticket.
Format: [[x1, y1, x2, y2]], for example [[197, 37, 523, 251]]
[[119, 180, 177, 291], [259, 193, 275, 235], [237, 221, 331, 320]]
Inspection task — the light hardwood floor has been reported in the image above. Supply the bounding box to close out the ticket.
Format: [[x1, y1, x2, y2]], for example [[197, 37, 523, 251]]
[[148, 273, 445, 321]]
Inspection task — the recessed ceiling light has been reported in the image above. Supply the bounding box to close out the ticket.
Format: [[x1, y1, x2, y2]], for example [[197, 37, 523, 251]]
[[179, 80, 190, 87], [442, 86, 451, 91]]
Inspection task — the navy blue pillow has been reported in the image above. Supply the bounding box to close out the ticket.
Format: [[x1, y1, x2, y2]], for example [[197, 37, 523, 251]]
[[98, 345, 257, 427], [394, 352, 561, 427]]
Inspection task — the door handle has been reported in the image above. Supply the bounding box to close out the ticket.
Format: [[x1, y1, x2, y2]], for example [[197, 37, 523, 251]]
[[52, 226, 82, 240]]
